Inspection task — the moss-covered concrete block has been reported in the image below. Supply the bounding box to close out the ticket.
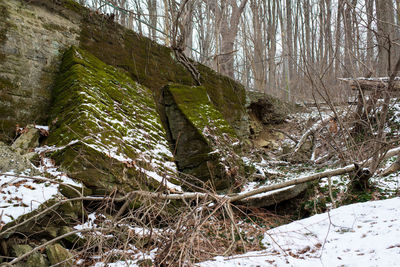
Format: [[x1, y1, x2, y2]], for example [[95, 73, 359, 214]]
[[46, 46, 175, 194], [160, 84, 244, 191]]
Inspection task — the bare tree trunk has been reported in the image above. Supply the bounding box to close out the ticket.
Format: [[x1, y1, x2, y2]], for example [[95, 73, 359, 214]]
[[183, 1, 194, 57], [148, 0, 157, 40], [212, 0, 249, 79], [375, 0, 397, 75], [163, 0, 170, 46], [343, 1, 353, 77], [286, 0, 294, 99], [119, 0, 127, 26], [365, 0, 374, 74], [250, 0, 266, 92], [334, 0, 344, 77], [324, 0, 333, 73], [267, 0, 277, 93]]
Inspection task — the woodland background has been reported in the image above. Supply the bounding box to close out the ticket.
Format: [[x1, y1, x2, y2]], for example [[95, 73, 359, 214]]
[[77, 0, 400, 101]]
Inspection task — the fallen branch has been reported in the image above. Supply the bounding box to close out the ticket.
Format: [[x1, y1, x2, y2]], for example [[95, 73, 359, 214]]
[[7, 227, 109, 266], [292, 116, 332, 154], [230, 145, 400, 202], [271, 128, 298, 144], [338, 77, 400, 91], [3, 145, 399, 229], [0, 173, 83, 197]]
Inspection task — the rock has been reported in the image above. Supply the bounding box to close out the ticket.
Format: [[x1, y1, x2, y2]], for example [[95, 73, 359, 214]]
[[11, 244, 32, 257], [247, 93, 291, 125], [0, 141, 38, 174], [46, 243, 73, 267], [289, 138, 314, 162], [254, 139, 279, 149], [11, 125, 40, 154], [59, 183, 92, 198], [10, 244, 48, 267], [58, 199, 85, 222], [59, 226, 85, 247], [45, 226, 59, 238], [26, 252, 49, 267], [159, 84, 245, 190], [1, 198, 85, 239]]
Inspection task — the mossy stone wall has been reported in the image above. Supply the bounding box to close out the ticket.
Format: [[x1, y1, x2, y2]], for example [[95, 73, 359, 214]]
[[0, 0, 80, 142], [74, 2, 248, 137], [0, 0, 249, 142]]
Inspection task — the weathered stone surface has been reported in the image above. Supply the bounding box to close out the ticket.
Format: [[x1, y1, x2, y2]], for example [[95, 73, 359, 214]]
[[11, 244, 32, 257], [1, 198, 85, 239], [160, 84, 244, 190], [73, 0, 248, 138], [26, 252, 49, 267], [46, 47, 174, 194], [46, 243, 73, 267], [0, 0, 249, 194], [11, 125, 40, 154], [10, 244, 49, 267], [0, 0, 80, 142], [0, 141, 38, 174], [247, 92, 289, 125]]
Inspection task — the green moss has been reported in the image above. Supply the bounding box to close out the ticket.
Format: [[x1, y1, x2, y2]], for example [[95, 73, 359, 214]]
[[0, 76, 17, 91], [78, 14, 247, 136], [160, 84, 244, 191], [47, 46, 174, 193], [23, 0, 248, 137], [197, 64, 247, 133], [43, 22, 68, 32], [168, 84, 236, 138], [46, 243, 73, 267], [0, 5, 10, 45], [61, 0, 86, 13]]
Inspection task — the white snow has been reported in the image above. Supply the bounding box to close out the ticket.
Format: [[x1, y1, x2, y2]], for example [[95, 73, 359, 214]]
[[34, 125, 49, 131], [199, 197, 400, 267], [0, 171, 58, 225], [0, 156, 83, 225]]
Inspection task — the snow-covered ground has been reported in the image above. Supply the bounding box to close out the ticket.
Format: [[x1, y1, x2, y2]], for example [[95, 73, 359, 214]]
[[81, 197, 400, 267], [0, 158, 82, 225], [199, 197, 400, 267]]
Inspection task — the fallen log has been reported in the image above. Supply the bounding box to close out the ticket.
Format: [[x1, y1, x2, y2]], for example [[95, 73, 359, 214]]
[[338, 77, 400, 91], [2, 146, 399, 208], [292, 116, 333, 155], [230, 145, 400, 202]]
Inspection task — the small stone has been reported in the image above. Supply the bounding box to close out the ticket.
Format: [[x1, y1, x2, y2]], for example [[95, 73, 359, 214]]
[[26, 252, 49, 267], [11, 244, 32, 257], [11, 125, 40, 155], [11, 244, 49, 267], [46, 243, 74, 267]]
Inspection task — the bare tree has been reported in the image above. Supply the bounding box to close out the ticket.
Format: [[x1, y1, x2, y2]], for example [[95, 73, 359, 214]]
[[210, 0, 249, 78]]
